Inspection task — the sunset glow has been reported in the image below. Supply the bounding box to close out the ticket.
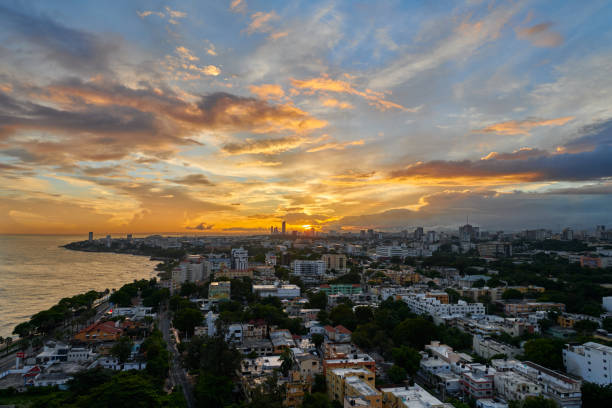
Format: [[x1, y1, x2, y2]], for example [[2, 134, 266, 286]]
[[1, 1, 612, 234]]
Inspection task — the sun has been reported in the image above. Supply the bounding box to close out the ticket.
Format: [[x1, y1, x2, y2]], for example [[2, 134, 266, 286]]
[[302, 224, 311, 230]]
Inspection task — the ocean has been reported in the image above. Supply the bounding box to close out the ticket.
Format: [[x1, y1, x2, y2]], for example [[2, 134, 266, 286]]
[[0, 235, 159, 339]]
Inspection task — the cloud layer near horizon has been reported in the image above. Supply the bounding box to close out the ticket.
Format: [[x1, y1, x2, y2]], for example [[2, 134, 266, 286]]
[[1, 0, 612, 234]]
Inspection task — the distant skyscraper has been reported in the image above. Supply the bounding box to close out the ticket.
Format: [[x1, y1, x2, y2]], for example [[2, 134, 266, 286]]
[[105, 234, 112, 248], [270, 226, 274, 235], [282, 221, 286, 235], [88, 231, 93, 242]]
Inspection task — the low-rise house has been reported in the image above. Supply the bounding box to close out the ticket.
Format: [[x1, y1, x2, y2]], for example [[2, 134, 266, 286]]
[[493, 370, 542, 402], [74, 320, 122, 343], [324, 325, 352, 343], [323, 353, 376, 375]]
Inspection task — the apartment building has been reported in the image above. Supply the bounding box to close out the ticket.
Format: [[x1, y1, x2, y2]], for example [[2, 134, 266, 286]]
[[472, 335, 521, 359], [380, 385, 450, 408], [563, 342, 612, 385], [327, 368, 381, 408], [322, 254, 348, 272], [292, 260, 326, 285]]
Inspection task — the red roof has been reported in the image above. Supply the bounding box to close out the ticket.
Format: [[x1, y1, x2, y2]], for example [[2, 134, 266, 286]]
[[323, 325, 335, 332], [79, 320, 122, 335], [335, 325, 352, 334]]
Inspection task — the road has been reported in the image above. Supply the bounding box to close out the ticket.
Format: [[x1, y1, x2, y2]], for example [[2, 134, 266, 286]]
[[0, 301, 110, 375], [160, 308, 195, 408]]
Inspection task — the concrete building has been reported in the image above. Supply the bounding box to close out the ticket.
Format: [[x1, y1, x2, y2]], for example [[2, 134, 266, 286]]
[[493, 371, 541, 402], [327, 368, 381, 408], [472, 335, 521, 359], [563, 342, 612, 385], [477, 242, 512, 258], [209, 281, 231, 300], [322, 254, 348, 272], [320, 284, 362, 296], [231, 247, 249, 270], [380, 384, 449, 408], [252, 282, 301, 299], [401, 294, 485, 318], [292, 260, 326, 285]]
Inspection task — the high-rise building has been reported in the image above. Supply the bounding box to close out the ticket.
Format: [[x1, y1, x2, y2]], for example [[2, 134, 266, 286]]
[[414, 227, 424, 241], [231, 247, 249, 270], [105, 234, 111, 248], [321, 254, 347, 272], [282, 221, 286, 235], [562, 227, 574, 241], [270, 226, 274, 235], [88, 232, 93, 242]]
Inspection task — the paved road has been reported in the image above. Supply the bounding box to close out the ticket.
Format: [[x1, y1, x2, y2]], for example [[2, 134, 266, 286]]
[[160, 308, 195, 408]]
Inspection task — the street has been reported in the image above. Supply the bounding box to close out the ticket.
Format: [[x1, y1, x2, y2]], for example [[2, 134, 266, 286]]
[[160, 308, 195, 408]]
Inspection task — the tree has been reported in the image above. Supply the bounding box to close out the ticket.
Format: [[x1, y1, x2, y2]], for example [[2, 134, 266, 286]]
[[522, 338, 564, 370], [391, 346, 422, 376], [581, 382, 612, 408], [194, 372, 234, 408], [111, 336, 133, 363], [280, 348, 294, 376], [573, 320, 599, 334], [392, 318, 437, 350], [329, 304, 356, 330], [354, 306, 374, 325], [502, 289, 524, 300], [184, 336, 241, 377], [311, 374, 326, 394], [603, 317, 612, 333], [4, 337, 12, 355], [303, 392, 332, 408], [13, 322, 33, 339], [387, 364, 407, 384], [307, 292, 327, 310], [509, 396, 557, 408], [179, 282, 199, 297], [312, 333, 324, 350], [173, 308, 203, 337]]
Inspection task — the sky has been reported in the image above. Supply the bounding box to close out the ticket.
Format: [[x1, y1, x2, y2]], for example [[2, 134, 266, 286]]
[[1, 0, 612, 235]]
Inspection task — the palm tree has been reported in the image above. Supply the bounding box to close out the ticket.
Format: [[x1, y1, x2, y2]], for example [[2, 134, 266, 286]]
[[5, 337, 12, 356]]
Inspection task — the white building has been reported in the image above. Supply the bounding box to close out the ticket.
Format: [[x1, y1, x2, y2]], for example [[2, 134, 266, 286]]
[[252, 282, 301, 299], [171, 255, 209, 289], [380, 384, 449, 408], [231, 247, 249, 270], [401, 294, 485, 318], [292, 260, 325, 284], [563, 342, 612, 385], [473, 335, 521, 360]]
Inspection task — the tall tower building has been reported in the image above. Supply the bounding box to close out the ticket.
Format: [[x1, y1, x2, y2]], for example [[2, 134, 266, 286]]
[[282, 221, 286, 235], [88, 232, 93, 242]]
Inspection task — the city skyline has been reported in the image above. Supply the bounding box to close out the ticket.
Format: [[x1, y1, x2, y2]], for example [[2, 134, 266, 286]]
[[1, 1, 612, 234]]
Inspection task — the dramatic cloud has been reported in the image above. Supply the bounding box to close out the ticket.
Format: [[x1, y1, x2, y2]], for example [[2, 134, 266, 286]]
[[516, 22, 563, 47], [249, 84, 285, 100], [0, 4, 117, 74], [291, 75, 411, 111], [474, 116, 574, 135], [230, 0, 247, 14]]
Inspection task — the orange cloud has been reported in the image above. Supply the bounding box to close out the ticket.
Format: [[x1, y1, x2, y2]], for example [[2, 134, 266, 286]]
[[475, 116, 574, 136], [249, 84, 285, 100], [322, 98, 353, 110], [246, 11, 278, 34], [306, 140, 364, 153], [269, 31, 288, 40], [516, 22, 563, 47], [291, 74, 410, 112], [230, 0, 246, 13]]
